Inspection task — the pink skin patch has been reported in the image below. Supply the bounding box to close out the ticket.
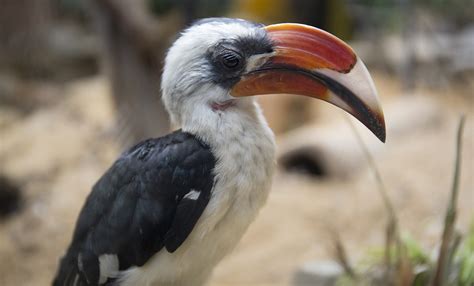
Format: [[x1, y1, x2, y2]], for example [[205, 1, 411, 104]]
[[211, 100, 236, 111]]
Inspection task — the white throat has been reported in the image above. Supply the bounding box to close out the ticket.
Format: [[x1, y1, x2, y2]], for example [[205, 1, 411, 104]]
[[182, 95, 277, 233]]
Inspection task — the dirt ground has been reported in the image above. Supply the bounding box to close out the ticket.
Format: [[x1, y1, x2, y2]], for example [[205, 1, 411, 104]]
[[0, 73, 472, 286]]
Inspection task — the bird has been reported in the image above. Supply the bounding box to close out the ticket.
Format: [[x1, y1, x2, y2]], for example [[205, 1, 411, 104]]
[[53, 17, 385, 286]]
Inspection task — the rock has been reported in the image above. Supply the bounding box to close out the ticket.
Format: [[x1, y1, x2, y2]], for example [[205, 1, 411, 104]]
[[293, 260, 343, 286]]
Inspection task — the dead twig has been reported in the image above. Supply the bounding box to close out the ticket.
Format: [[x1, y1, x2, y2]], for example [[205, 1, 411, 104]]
[[345, 117, 399, 232], [433, 115, 466, 286], [329, 229, 357, 279], [345, 116, 418, 286]]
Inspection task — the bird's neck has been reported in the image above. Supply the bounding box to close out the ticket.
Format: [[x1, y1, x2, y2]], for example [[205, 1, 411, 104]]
[[181, 99, 275, 151], [183, 98, 276, 230], [182, 99, 276, 205]]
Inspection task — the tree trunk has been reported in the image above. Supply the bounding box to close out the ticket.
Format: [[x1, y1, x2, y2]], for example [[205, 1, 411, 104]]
[[88, 0, 179, 147], [0, 0, 52, 76]]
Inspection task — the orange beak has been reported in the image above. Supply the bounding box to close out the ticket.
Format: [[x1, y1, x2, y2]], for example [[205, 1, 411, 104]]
[[230, 23, 386, 142]]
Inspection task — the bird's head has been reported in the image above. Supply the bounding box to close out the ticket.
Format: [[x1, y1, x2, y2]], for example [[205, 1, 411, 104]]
[[162, 18, 385, 142]]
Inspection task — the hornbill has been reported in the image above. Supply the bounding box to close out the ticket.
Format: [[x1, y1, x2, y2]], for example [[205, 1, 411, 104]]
[[53, 18, 385, 286]]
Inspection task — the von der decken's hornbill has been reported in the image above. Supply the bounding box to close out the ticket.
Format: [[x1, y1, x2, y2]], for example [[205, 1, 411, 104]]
[[53, 18, 385, 286]]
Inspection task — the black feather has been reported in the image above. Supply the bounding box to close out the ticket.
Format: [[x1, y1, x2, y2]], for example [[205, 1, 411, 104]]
[[53, 130, 216, 285]]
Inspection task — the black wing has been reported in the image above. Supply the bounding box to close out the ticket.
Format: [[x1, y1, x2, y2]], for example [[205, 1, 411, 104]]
[[53, 130, 215, 286]]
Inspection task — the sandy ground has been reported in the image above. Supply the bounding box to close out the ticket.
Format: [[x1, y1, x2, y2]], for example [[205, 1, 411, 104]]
[[0, 73, 472, 286]]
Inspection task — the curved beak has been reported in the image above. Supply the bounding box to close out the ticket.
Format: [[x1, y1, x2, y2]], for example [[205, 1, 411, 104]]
[[230, 23, 386, 142]]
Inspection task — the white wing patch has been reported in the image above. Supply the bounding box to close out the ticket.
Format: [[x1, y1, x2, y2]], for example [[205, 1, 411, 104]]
[[98, 254, 119, 284], [183, 189, 201, 200]]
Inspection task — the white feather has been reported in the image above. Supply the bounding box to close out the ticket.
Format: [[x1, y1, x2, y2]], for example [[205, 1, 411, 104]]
[[183, 189, 201, 200], [98, 254, 119, 284]]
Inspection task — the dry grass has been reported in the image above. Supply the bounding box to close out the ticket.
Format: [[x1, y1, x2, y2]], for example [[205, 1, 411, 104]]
[[334, 116, 472, 286]]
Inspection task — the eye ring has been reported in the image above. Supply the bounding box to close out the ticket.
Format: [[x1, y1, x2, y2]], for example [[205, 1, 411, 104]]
[[220, 50, 243, 70]]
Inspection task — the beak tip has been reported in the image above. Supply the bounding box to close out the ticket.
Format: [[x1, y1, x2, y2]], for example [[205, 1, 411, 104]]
[[374, 115, 386, 143], [378, 129, 386, 143]]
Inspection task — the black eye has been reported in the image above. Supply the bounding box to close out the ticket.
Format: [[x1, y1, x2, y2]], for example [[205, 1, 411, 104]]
[[220, 51, 242, 69]]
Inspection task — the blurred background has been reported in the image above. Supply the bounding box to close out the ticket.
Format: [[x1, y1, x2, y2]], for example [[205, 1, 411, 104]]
[[0, 0, 472, 285]]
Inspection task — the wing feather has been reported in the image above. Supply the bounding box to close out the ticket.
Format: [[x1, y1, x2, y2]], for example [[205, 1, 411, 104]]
[[53, 130, 215, 285]]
